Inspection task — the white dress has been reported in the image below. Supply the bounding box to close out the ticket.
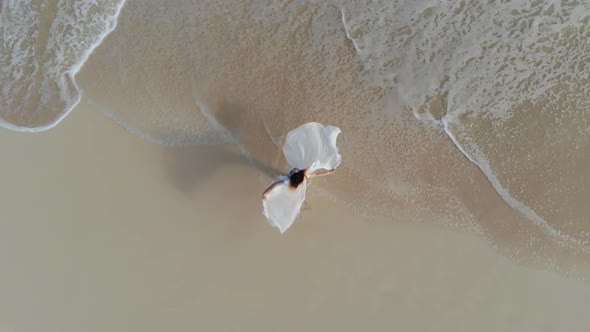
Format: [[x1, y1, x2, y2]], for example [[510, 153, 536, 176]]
[[263, 122, 342, 233]]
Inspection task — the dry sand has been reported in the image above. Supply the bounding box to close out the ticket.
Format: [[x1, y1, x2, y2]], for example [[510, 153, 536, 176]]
[[1, 101, 590, 332]]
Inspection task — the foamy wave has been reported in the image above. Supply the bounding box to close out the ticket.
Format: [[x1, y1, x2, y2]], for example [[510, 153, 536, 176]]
[[341, 0, 590, 250], [0, 0, 126, 131], [341, 0, 590, 119]]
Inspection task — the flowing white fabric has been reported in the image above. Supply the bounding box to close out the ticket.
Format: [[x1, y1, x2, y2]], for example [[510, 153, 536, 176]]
[[282, 122, 342, 173], [262, 122, 342, 233], [262, 179, 307, 233]]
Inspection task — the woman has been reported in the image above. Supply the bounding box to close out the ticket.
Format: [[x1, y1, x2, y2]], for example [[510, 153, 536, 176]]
[[262, 122, 342, 233]]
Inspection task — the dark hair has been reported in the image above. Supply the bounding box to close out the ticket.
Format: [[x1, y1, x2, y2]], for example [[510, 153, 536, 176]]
[[288, 169, 307, 189]]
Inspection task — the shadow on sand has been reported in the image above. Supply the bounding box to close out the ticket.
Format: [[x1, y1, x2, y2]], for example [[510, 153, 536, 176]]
[[162, 102, 287, 195]]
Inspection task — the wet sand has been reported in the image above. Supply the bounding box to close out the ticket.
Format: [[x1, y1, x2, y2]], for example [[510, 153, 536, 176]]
[[69, 0, 590, 271], [1, 101, 590, 331]]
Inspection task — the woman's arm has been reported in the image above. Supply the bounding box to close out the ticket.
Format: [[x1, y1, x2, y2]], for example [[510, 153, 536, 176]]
[[307, 168, 335, 178]]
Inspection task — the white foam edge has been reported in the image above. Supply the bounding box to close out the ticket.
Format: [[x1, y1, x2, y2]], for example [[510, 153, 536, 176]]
[[441, 114, 589, 253], [340, 7, 362, 54], [0, 0, 127, 133]]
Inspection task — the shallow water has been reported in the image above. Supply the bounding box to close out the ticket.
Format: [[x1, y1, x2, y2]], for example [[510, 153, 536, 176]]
[[2, 0, 590, 275]]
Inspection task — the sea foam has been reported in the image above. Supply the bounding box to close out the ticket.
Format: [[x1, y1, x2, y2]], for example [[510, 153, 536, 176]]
[[0, 0, 126, 131], [341, 0, 590, 251]]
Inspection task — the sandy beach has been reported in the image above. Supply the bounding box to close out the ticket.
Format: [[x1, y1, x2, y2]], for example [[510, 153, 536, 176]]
[[3, 1, 590, 330], [0, 101, 590, 331]]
